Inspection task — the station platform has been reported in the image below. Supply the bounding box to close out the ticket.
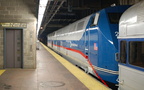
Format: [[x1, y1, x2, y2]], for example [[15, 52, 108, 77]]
[[0, 43, 110, 90]]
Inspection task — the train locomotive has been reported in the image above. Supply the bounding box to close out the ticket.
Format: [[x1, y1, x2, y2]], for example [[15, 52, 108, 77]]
[[118, 1, 144, 90], [47, 5, 129, 84]]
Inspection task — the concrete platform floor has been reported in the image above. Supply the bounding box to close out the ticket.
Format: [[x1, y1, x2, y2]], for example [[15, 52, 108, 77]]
[[0, 44, 88, 90]]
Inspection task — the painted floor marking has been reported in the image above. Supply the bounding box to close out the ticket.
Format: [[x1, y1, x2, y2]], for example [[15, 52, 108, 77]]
[[0, 70, 5, 76], [41, 43, 111, 90]]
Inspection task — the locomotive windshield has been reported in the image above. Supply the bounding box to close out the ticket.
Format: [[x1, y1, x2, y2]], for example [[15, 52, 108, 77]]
[[120, 41, 144, 68], [129, 41, 144, 68], [108, 13, 122, 24]]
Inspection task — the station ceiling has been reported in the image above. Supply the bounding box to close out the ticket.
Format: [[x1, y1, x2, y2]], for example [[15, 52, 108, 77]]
[[37, 0, 139, 38]]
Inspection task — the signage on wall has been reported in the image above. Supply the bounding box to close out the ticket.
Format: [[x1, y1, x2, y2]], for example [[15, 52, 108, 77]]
[[0, 23, 27, 28]]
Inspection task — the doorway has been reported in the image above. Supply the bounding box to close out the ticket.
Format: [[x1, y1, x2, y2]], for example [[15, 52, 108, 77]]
[[5, 29, 23, 68]]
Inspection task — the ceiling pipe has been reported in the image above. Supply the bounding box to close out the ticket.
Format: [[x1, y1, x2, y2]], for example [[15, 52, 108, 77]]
[[43, 0, 65, 30]]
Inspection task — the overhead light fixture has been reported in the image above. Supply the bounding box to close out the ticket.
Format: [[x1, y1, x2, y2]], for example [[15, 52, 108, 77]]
[[37, 0, 49, 35]]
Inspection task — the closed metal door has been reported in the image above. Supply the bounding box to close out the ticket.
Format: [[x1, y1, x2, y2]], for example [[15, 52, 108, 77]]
[[6, 29, 22, 68]]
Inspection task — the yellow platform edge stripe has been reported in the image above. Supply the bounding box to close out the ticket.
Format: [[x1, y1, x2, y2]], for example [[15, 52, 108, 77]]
[[0, 70, 5, 75], [41, 43, 111, 90]]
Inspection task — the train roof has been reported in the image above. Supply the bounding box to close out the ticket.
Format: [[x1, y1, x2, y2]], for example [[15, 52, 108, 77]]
[[118, 0, 144, 38]]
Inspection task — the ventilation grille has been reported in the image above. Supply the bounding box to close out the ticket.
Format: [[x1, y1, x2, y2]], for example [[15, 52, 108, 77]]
[[77, 21, 84, 30]]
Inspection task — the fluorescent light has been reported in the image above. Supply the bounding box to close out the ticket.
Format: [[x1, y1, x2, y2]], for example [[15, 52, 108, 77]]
[[37, 0, 49, 36]]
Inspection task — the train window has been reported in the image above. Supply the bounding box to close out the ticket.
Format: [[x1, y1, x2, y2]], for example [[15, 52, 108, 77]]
[[120, 41, 127, 63], [90, 16, 95, 27], [108, 13, 122, 24], [129, 41, 144, 68], [90, 13, 99, 27]]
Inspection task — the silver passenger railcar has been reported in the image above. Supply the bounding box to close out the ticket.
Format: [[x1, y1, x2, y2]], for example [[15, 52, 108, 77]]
[[118, 1, 144, 90]]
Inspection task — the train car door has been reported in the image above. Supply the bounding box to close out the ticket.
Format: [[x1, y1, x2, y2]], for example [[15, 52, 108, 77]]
[[5, 29, 23, 68], [57, 41, 61, 51], [85, 28, 98, 65], [85, 13, 99, 66]]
